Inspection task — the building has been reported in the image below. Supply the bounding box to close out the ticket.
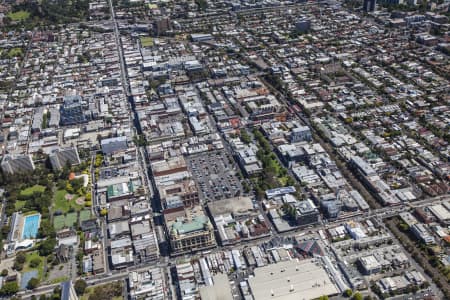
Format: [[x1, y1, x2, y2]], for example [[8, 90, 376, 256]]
[[101, 136, 128, 155], [60, 280, 78, 300], [247, 258, 340, 300], [321, 199, 341, 219], [110, 237, 134, 268], [158, 180, 199, 208], [208, 197, 269, 245], [151, 156, 187, 177], [296, 239, 325, 257], [291, 126, 312, 142], [265, 186, 296, 199], [411, 223, 435, 244], [91, 248, 105, 274], [199, 274, 234, 300], [128, 268, 166, 300], [191, 33, 213, 42], [350, 156, 376, 177], [57, 229, 78, 246], [165, 206, 216, 255], [295, 18, 311, 33], [363, 0, 376, 12], [60, 95, 89, 126], [359, 255, 382, 275], [1, 154, 35, 174], [428, 203, 450, 225], [49, 147, 81, 170], [295, 200, 319, 226], [236, 145, 263, 175], [154, 17, 171, 35]]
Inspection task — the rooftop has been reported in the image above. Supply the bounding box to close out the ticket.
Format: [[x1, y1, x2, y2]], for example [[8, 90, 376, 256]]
[[247, 259, 339, 300]]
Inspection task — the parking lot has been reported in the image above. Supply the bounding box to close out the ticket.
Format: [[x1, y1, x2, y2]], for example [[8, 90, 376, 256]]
[[187, 151, 243, 202]]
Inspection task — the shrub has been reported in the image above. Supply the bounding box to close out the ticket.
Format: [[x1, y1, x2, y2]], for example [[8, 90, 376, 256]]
[[15, 252, 26, 264], [74, 279, 87, 295], [29, 257, 41, 268], [27, 277, 39, 290]]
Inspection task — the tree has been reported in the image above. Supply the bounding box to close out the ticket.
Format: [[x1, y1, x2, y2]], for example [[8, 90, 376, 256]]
[[0, 281, 19, 295], [352, 292, 363, 300], [74, 279, 87, 295], [39, 238, 57, 256], [66, 182, 74, 193], [13, 261, 23, 271], [39, 219, 56, 239], [344, 289, 353, 297], [30, 257, 41, 268], [27, 277, 39, 289], [16, 251, 26, 264], [1, 225, 10, 236], [240, 129, 252, 144], [1, 269, 8, 276]]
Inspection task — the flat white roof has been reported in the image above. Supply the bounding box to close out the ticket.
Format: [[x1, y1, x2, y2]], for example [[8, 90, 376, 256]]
[[248, 259, 339, 300], [429, 204, 450, 221], [199, 274, 233, 300]]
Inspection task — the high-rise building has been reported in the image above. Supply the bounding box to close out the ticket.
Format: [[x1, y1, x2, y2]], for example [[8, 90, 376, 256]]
[[154, 17, 172, 36], [295, 18, 311, 33], [363, 0, 376, 12], [49, 147, 81, 170], [1, 154, 35, 174], [60, 95, 89, 126]]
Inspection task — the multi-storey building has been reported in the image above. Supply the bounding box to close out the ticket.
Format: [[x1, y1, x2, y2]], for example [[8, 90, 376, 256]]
[[49, 147, 81, 170], [1, 154, 35, 174], [158, 179, 200, 209], [164, 205, 216, 255], [59, 95, 89, 126]]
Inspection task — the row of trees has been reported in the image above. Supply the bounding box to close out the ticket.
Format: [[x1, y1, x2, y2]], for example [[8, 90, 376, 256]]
[[252, 128, 299, 196], [387, 218, 450, 298]]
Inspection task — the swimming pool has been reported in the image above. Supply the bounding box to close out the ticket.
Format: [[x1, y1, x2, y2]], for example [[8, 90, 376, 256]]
[[21, 214, 41, 240]]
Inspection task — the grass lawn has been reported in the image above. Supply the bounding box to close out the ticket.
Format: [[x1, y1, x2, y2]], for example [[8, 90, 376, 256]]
[[80, 286, 123, 300], [22, 252, 44, 280], [140, 36, 153, 47], [53, 189, 82, 214], [49, 276, 69, 284], [15, 200, 26, 210], [20, 185, 46, 197], [53, 212, 77, 230], [8, 10, 30, 21]]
